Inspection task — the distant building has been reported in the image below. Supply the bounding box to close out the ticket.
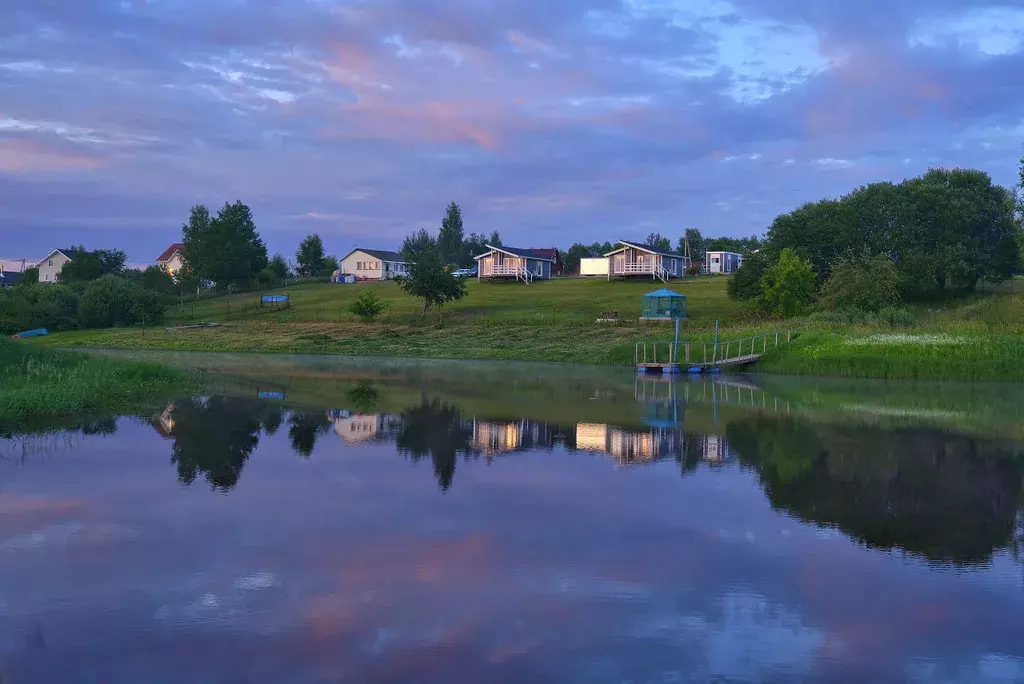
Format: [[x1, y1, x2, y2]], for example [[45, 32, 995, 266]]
[[604, 240, 685, 281], [474, 245, 556, 283], [339, 249, 408, 281], [35, 248, 79, 284], [0, 265, 23, 288], [156, 243, 187, 278], [705, 251, 743, 275]]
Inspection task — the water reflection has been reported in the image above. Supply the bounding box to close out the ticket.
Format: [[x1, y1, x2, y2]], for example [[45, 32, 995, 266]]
[[3, 363, 1024, 683]]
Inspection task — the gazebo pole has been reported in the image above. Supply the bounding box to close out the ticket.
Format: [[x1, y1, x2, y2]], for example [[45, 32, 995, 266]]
[[673, 316, 680, 363]]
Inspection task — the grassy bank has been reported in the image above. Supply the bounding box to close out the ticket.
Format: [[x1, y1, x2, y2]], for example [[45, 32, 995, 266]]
[[34, 277, 1024, 381], [0, 338, 195, 432]]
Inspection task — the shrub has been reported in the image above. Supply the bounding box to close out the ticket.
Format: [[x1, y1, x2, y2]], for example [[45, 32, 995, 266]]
[[685, 265, 702, 276], [874, 307, 915, 328], [348, 290, 388, 322], [0, 284, 80, 334], [752, 248, 817, 318], [79, 276, 164, 328], [728, 250, 771, 301], [819, 255, 901, 312]]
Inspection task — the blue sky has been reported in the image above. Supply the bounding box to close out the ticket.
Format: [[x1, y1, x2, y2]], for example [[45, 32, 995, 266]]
[[1, 0, 1023, 264]]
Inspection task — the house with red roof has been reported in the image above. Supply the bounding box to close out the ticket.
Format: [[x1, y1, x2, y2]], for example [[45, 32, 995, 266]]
[[156, 243, 187, 279]]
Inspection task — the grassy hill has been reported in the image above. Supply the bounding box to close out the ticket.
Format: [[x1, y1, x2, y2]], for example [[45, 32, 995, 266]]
[[37, 276, 1024, 380]]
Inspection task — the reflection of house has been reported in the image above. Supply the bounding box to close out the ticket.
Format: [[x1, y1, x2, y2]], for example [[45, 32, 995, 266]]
[[472, 419, 555, 456], [701, 435, 729, 462], [153, 403, 176, 438], [328, 410, 400, 443], [575, 422, 683, 464]]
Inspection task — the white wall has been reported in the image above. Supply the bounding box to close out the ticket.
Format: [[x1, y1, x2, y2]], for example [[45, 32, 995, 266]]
[[580, 257, 610, 276], [340, 251, 407, 280], [161, 252, 186, 279], [37, 251, 72, 283]]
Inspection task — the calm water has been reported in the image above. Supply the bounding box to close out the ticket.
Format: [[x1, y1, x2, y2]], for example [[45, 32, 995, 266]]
[[2, 354, 1024, 683]]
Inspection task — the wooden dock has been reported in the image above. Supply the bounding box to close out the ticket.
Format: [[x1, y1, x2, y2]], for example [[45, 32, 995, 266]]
[[636, 331, 792, 374]]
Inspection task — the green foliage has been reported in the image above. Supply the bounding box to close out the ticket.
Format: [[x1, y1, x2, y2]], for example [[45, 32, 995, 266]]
[[133, 265, 176, 295], [59, 247, 127, 283], [182, 201, 268, 290], [397, 248, 468, 316], [679, 228, 706, 261], [438, 202, 465, 266], [20, 267, 38, 285], [348, 289, 389, 322], [818, 255, 901, 312], [268, 254, 291, 280], [0, 284, 80, 334], [728, 250, 771, 301], [321, 255, 339, 277], [488, 230, 503, 248], [706, 235, 762, 255], [401, 229, 437, 261], [645, 233, 672, 251], [79, 276, 164, 328], [296, 233, 325, 277], [753, 248, 817, 318], [462, 232, 490, 266], [563, 243, 591, 274], [767, 168, 1020, 298]]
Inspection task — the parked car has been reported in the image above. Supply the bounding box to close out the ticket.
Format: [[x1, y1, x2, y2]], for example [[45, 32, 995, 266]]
[[452, 268, 473, 278]]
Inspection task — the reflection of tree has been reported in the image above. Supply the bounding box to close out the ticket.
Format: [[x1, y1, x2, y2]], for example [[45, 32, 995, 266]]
[[396, 398, 475, 491], [347, 381, 380, 413], [80, 417, 118, 436], [728, 416, 1024, 564], [287, 411, 331, 458], [262, 409, 284, 436], [169, 397, 278, 492]]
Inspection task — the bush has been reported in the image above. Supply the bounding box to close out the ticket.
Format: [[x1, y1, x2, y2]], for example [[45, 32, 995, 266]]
[[0, 284, 80, 334], [873, 307, 915, 328], [685, 265, 702, 276], [79, 276, 164, 328], [752, 249, 817, 317], [348, 290, 388, 322], [728, 250, 771, 301], [125, 265, 176, 296], [819, 255, 901, 312]]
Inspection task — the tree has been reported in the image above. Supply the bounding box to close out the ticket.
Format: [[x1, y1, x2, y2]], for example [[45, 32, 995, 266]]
[[396, 398, 475, 491], [268, 254, 291, 280], [563, 243, 593, 274], [397, 247, 467, 316], [59, 247, 127, 283], [645, 233, 671, 251], [488, 230, 503, 247], [462, 232, 489, 266], [181, 201, 268, 290], [322, 255, 339, 275], [287, 411, 331, 459], [20, 267, 38, 285], [78, 276, 164, 328], [819, 255, 902, 312], [438, 202, 465, 266], [136, 265, 176, 295], [679, 228, 706, 262], [727, 250, 771, 302], [401, 229, 437, 262], [348, 290, 388, 322], [296, 233, 325, 277], [753, 248, 817, 317]]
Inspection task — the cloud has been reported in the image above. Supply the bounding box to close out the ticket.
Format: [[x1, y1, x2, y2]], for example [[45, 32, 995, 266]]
[[0, 0, 1022, 260]]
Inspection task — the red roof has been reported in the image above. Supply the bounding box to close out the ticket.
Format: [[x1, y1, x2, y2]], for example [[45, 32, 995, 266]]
[[156, 243, 185, 263], [526, 248, 559, 260]]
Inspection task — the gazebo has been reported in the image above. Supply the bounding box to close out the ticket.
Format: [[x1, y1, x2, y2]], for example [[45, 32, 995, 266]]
[[640, 288, 687, 321]]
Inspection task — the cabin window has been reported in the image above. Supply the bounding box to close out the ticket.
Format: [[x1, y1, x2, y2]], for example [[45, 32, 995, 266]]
[[45, 273, 51, 281], [48, 259, 53, 267]]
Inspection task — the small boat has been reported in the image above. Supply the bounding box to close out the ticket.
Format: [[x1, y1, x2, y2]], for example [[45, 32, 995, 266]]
[[12, 328, 49, 340]]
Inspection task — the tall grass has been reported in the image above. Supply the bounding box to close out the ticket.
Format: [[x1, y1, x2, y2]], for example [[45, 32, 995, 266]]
[[0, 339, 194, 431]]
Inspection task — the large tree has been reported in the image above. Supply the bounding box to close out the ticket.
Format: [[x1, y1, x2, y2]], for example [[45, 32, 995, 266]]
[[296, 233, 325, 277], [59, 247, 127, 283], [181, 201, 268, 290], [679, 228, 706, 262], [645, 233, 671, 251], [401, 229, 437, 262], [397, 246, 467, 316], [438, 202, 465, 266]]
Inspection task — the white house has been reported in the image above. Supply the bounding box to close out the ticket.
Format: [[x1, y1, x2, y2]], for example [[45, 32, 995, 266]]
[[156, 243, 187, 279], [705, 251, 743, 275], [35, 248, 78, 283], [340, 248, 408, 280]]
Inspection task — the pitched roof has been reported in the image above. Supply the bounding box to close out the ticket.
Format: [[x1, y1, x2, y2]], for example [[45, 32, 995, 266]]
[[0, 271, 24, 286], [643, 288, 686, 299], [618, 240, 681, 257], [474, 245, 557, 262], [526, 248, 559, 261], [35, 248, 81, 266], [156, 243, 185, 263], [344, 248, 406, 263]]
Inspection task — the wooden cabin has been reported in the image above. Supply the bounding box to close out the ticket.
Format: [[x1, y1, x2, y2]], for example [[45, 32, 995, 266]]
[[474, 245, 556, 283], [604, 241, 685, 281]]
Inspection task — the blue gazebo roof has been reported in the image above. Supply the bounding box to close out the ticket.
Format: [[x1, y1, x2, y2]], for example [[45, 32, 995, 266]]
[[643, 288, 686, 299]]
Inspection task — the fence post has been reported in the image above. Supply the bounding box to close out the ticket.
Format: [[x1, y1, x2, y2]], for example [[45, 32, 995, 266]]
[[787, 330, 792, 343], [685, 343, 691, 364], [775, 331, 779, 347], [763, 335, 767, 354]]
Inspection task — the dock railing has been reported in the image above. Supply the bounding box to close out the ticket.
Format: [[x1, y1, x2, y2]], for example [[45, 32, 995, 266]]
[[636, 330, 793, 369]]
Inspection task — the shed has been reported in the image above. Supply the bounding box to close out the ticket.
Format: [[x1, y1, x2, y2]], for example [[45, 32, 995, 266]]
[[641, 288, 687, 320]]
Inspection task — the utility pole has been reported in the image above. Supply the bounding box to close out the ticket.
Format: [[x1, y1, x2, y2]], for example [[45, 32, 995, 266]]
[[682, 235, 693, 271]]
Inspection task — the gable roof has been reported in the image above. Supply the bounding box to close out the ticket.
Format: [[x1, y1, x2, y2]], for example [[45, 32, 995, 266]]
[[35, 248, 80, 266], [474, 244, 557, 262], [343, 248, 406, 263], [157, 243, 186, 263], [615, 240, 681, 257], [0, 271, 24, 286]]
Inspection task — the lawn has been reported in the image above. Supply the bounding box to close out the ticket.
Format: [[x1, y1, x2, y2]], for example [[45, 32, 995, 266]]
[[35, 276, 1024, 380]]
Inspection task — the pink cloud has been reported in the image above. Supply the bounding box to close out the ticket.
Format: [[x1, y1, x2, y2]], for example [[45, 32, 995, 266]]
[[0, 138, 104, 173]]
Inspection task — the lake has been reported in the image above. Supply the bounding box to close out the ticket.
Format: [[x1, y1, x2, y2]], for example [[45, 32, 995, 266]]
[[2, 353, 1024, 683]]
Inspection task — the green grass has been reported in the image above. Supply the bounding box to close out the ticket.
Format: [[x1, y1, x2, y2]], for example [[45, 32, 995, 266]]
[[35, 276, 1024, 381], [0, 338, 195, 433]]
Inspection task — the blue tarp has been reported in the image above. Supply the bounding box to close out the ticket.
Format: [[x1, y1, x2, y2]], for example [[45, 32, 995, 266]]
[[14, 328, 49, 339]]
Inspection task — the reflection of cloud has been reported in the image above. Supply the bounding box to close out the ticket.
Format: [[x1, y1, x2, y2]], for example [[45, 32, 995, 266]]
[[906, 653, 1024, 684]]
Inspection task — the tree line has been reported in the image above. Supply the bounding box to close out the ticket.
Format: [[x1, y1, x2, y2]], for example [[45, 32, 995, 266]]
[[727, 163, 1024, 318]]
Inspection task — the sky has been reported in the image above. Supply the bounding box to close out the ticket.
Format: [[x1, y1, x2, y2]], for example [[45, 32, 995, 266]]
[[1, 0, 1023, 266]]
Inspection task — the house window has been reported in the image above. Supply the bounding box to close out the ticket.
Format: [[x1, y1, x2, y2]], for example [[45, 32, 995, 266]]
[[48, 259, 53, 267], [45, 273, 51, 281]]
